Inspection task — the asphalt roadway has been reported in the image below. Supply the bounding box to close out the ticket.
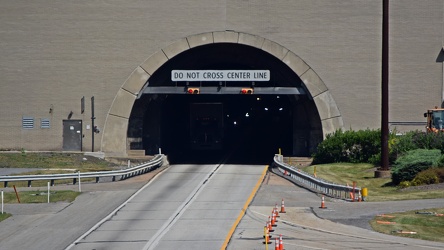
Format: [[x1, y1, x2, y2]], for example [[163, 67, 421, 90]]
[[1, 165, 444, 250]]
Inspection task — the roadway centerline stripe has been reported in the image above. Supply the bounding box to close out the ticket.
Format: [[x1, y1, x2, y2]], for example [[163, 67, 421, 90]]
[[220, 165, 268, 250], [143, 164, 222, 250]]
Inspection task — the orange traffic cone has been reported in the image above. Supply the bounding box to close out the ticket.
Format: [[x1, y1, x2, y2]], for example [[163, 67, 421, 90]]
[[358, 190, 362, 202], [272, 208, 279, 222], [263, 226, 271, 244], [268, 219, 274, 232], [271, 213, 277, 227], [274, 204, 280, 217], [347, 183, 354, 201], [280, 198, 286, 213], [279, 234, 284, 250], [275, 237, 279, 250], [319, 195, 327, 209]]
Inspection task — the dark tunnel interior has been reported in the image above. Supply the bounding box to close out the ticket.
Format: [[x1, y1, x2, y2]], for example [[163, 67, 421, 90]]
[[160, 94, 294, 164], [129, 93, 319, 165]]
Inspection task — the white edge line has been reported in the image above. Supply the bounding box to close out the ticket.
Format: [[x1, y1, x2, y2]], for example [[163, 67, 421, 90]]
[[64, 166, 169, 250]]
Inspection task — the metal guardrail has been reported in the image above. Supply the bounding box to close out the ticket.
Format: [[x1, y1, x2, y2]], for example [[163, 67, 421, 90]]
[[0, 154, 165, 188], [273, 154, 362, 201]]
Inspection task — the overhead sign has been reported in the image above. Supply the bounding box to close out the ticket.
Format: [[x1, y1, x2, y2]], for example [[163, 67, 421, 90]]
[[171, 70, 270, 81]]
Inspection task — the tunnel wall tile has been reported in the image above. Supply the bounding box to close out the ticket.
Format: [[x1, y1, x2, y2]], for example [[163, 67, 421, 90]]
[[187, 32, 214, 48], [238, 33, 264, 49], [141, 51, 169, 75], [109, 89, 136, 119], [314, 91, 342, 120], [163, 38, 190, 59], [261, 39, 289, 60], [321, 117, 344, 138], [122, 67, 150, 95], [283, 51, 310, 77], [101, 115, 129, 156], [300, 68, 328, 98], [213, 31, 239, 43]]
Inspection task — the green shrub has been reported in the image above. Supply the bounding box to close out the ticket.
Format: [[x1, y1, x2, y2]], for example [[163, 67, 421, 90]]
[[411, 169, 439, 186], [411, 131, 444, 152], [399, 181, 411, 188], [312, 129, 380, 164], [390, 131, 418, 160], [435, 168, 444, 182], [313, 129, 444, 166], [391, 149, 442, 185], [435, 155, 444, 167], [312, 130, 345, 164]]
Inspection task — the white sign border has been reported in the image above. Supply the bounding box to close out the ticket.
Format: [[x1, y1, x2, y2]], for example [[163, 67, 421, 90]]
[[171, 70, 270, 82]]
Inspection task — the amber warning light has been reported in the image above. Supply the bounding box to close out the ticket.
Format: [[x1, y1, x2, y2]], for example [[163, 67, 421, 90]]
[[187, 88, 200, 94], [240, 88, 253, 94]]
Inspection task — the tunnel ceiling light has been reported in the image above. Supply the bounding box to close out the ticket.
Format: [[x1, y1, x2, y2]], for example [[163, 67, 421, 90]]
[[256, 97, 261, 101], [264, 107, 268, 111], [245, 113, 249, 117], [279, 108, 283, 111]]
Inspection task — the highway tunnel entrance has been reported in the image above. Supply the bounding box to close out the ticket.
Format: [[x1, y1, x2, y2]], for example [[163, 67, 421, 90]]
[[126, 41, 325, 163]]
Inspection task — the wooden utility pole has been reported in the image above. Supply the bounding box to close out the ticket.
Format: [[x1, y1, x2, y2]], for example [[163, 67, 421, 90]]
[[381, 0, 390, 171]]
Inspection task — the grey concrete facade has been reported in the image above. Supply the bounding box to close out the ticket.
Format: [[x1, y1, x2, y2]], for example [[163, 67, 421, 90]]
[[1, 1, 443, 156]]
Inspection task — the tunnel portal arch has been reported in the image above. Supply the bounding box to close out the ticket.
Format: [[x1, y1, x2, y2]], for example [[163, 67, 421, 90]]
[[101, 31, 344, 157]]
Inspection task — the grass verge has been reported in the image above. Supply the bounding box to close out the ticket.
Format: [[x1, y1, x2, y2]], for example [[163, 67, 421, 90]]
[[303, 163, 444, 201], [0, 152, 121, 187], [0, 213, 12, 223], [369, 208, 444, 243], [2, 190, 80, 203], [0, 152, 118, 171]]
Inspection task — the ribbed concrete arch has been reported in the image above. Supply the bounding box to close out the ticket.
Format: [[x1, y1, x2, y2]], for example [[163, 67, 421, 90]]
[[101, 31, 344, 156]]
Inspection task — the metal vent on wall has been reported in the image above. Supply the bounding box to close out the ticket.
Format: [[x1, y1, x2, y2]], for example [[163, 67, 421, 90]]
[[22, 117, 34, 129], [40, 118, 50, 129]]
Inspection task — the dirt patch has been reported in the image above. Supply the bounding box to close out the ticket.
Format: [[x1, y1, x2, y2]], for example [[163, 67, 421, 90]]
[[400, 182, 444, 192]]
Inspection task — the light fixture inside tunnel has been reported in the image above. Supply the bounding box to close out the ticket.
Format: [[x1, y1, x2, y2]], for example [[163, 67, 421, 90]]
[[187, 88, 200, 94]]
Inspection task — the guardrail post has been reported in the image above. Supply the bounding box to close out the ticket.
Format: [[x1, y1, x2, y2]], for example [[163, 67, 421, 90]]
[[95, 177, 99, 183], [4, 181, 7, 188], [78, 171, 81, 192], [28, 180, 32, 187], [47, 182, 50, 203], [73, 178, 77, 185], [112, 176, 116, 182], [50, 179, 55, 186], [352, 181, 357, 202]]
